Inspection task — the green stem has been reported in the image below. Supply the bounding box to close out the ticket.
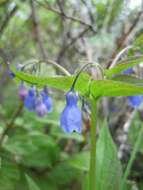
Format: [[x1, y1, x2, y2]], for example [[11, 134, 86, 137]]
[[121, 124, 143, 190], [89, 97, 97, 190]]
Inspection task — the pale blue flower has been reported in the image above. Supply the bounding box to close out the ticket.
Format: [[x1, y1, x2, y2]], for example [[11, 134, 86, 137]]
[[24, 87, 36, 111], [35, 98, 47, 117], [127, 96, 143, 109], [60, 91, 82, 133], [41, 87, 53, 112]]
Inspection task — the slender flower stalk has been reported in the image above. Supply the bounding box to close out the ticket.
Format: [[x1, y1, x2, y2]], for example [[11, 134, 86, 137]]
[[89, 97, 97, 190]]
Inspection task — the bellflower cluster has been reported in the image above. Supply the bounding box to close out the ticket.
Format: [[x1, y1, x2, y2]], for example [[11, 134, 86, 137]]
[[123, 68, 143, 108], [60, 91, 82, 133], [11, 63, 83, 133], [18, 83, 53, 117]]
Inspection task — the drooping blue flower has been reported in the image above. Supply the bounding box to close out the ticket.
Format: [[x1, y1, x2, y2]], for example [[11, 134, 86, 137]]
[[18, 82, 28, 101], [127, 96, 143, 109], [123, 68, 134, 75], [41, 87, 53, 112], [35, 98, 47, 117], [24, 87, 36, 111], [60, 91, 82, 133], [123, 68, 143, 108]]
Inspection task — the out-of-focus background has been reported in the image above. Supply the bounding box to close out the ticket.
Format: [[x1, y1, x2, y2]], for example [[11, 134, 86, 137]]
[[0, 0, 143, 190]]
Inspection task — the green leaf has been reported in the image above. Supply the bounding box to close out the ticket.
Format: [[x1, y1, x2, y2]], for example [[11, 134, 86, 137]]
[[50, 162, 80, 185], [68, 152, 89, 171], [68, 124, 122, 190], [90, 79, 143, 97], [96, 124, 122, 190], [11, 68, 91, 96], [11, 65, 143, 98], [25, 174, 41, 190], [105, 56, 143, 77], [0, 159, 20, 190], [112, 74, 143, 85], [4, 130, 60, 168]]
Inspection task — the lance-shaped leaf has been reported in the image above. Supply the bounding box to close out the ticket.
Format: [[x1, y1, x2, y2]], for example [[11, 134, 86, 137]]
[[96, 124, 122, 190], [105, 56, 143, 78], [90, 79, 143, 97], [112, 74, 143, 86], [11, 68, 91, 96], [11, 68, 143, 98]]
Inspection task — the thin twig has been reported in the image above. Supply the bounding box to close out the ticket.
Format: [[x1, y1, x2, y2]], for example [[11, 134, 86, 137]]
[[57, 27, 90, 63], [35, 0, 96, 33], [110, 45, 132, 68], [107, 10, 143, 68], [30, 0, 48, 60], [0, 5, 18, 37], [81, 0, 95, 23]]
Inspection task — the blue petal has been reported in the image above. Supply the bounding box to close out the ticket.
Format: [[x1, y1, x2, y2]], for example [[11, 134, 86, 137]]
[[24, 96, 36, 111], [60, 105, 82, 133], [24, 87, 36, 111], [35, 98, 47, 117], [8, 70, 15, 78], [127, 96, 143, 108], [123, 68, 134, 75], [42, 95, 53, 112], [66, 91, 78, 106]]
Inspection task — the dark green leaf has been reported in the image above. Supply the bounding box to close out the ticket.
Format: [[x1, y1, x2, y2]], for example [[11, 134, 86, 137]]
[[25, 174, 41, 190], [0, 159, 20, 190], [4, 130, 59, 168], [68, 152, 89, 171], [96, 124, 122, 190]]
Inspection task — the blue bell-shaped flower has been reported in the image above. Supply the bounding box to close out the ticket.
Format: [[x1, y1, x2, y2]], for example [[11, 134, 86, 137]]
[[123, 68, 134, 75], [41, 87, 53, 112], [24, 87, 36, 111], [60, 91, 82, 133], [123, 68, 143, 108], [35, 98, 48, 117], [127, 96, 143, 109]]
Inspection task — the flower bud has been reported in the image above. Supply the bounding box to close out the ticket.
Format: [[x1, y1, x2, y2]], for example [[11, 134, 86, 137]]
[[18, 82, 28, 101]]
